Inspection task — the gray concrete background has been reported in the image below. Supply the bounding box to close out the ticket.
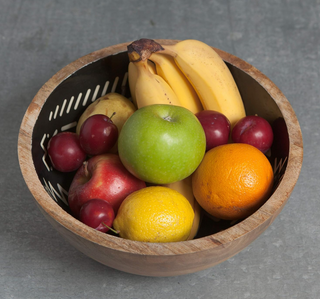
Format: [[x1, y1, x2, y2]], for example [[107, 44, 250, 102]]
[[1, 0, 317, 298]]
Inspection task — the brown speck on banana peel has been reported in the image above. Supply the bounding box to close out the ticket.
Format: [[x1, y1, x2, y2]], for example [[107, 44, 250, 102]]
[[127, 38, 164, 62]]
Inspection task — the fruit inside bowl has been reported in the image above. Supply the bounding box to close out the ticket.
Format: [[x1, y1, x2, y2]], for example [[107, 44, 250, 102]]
[[18, 39, 303, 276]]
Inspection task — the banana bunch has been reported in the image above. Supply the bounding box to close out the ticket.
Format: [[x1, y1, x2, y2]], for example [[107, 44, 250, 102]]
[[127, 38, 246, 126], [128, 54, 181, 108]]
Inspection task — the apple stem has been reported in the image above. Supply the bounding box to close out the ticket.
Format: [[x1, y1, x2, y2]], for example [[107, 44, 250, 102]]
[[83, 161, 89, 178], [102, 222, 119, 235], [109, 112, 116, 120]]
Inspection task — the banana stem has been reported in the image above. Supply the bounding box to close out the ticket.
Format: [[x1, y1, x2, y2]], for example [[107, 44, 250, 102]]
[[134, 60, 150, 76], [127, 38, 164, 62], [157, 45, 178, 58]]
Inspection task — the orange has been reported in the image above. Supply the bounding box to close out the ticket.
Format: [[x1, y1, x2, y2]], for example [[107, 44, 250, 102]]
[[192, 143, 274, 220]]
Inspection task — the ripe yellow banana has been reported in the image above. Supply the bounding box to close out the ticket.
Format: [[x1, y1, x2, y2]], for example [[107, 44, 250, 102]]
[[128, 60, 156, 106], [128, 58, 181, 108], [163, 176, 201, 240], [149, 53, 203, 114], [161, 39, 246, 127]]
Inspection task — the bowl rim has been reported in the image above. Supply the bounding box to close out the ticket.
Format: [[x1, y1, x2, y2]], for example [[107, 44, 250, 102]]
[[18, 39, 303, 256]]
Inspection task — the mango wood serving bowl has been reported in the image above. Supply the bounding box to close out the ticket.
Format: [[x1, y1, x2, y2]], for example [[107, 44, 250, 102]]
[[18, 40, 303, 277]]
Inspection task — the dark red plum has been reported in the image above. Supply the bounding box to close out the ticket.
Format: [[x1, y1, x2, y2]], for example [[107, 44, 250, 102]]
[[196, 110, 231, 151], [47, 132, 86, 172], [79, 114, 118, 156], [232, 115, 273, 153], [79, 199, 115, 233]]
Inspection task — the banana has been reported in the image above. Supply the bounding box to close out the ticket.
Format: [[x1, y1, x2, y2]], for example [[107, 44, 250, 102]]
[[163, 176, 201, 240], [128, 60, 156, 106], [160, 39, 246, 127], [129, 58, 182, 108], [149, 53, 203, 114]]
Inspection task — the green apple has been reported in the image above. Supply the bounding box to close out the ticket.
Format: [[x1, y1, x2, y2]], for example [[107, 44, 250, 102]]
[[118, 104, 206, 184]]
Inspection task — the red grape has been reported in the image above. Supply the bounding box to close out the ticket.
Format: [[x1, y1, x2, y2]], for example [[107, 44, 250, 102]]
[[47, 132, 86, 172], [79, 199, 115, 233], [231, 115, 273, 153], [79, 114, 118, 156], [195, 110, 231, 151]]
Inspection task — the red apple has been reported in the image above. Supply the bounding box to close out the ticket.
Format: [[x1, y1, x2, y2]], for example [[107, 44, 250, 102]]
[[68, 153, 146, 218], [231, 115, 273, 153]]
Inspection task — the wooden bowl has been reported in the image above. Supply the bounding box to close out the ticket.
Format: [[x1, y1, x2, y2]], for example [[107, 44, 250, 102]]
[[18, 40, 303, 277]]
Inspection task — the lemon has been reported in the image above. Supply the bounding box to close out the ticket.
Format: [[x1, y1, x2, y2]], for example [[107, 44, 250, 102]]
[[113, 186, 194, 243]]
